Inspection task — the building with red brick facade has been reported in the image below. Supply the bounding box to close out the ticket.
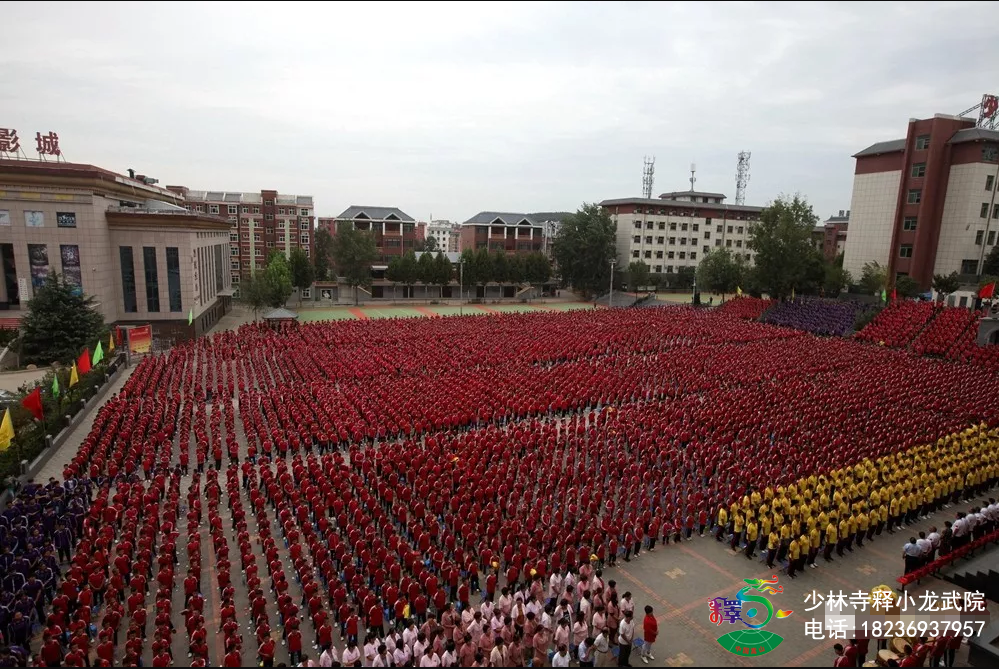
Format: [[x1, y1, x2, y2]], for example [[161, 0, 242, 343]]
[[843, 114, 999, 289], [318, 206, 425, 263], [459, 212, 545, 254]]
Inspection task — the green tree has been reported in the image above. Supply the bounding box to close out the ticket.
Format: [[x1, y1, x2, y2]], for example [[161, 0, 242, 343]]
[[860, 261, 889, 295], [399, 251, 419, 297], [313, 228, 335, 281], [524, 253, 551, 287], [288, 248, 315, 306], [20, 273, 105, 365], [695, 248, 744, 298], [982, 244, 999, 277], [417, 252, 436, 292], [263, 251, 293, 308], [508, 254, 526, 285], [823, 263, 852, 296], [747, 194, 821, 299], [932, 272, 961, 298], [386, 256, 404, 300], [491, 251, 509, 284], [433, 252, 453, 298], [239, 272, 269, 320], [627, 261, 651, 291], [332, 227, 377, 305], [674, 266, 696, 290], [552, 203, 616, 299], [896, 275, 921, 298], [421, 236, 439, 253]]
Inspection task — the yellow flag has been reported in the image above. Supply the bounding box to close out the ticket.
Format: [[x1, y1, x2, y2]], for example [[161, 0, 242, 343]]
[[791, 287, 796, 300], [736, 286, 743, 296], [108, 332, 115, 352], [0, 408, 13, 451], [69, 362, 79, 388]]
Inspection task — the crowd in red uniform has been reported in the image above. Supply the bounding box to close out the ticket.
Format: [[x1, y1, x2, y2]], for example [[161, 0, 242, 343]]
[[6, 305, 998, 667]]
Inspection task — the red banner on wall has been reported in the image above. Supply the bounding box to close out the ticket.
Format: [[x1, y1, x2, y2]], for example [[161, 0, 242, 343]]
[[128, 325, 152, 354]]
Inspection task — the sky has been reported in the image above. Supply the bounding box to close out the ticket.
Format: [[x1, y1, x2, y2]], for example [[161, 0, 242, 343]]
[[2, 1, 997, 223]]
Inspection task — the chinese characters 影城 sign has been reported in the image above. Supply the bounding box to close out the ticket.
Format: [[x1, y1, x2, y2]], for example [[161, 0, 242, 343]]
[[0, 127, 64, 161]]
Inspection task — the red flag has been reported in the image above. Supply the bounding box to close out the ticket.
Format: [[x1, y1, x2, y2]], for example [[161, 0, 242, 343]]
[[114, 326, 123, 346], [891, 288, 897, 301], [21, 387, 43, 422], [980, 282, 996, 300], [77, 348, 92, 375]]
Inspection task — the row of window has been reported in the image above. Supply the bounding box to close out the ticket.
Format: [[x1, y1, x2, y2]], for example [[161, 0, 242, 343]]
[[203, 204, 311, 216], [979, 203, 999, 219], [0, 210, 78, 228], [633, 208, 758, 221], [632, 256, 753, 275], [120, 246, 182, 314], [975, 230, 997, 246], [633, 220, 748, 236]]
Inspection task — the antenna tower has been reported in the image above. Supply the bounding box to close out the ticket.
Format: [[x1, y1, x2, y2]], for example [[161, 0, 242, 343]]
[[689, 163, 697, 192], [958, 93, 999, 130], [735, 151, 751, 206], [642, 156, 655, 199]]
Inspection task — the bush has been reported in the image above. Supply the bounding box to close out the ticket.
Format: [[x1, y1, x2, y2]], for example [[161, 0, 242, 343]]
[[853, 306, 884, 333], [0, 328, 17, 349]]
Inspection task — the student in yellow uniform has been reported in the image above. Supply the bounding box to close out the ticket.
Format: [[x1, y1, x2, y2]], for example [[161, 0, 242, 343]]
[[715, 505, 728, 542], [824, 517, 838, 563], [836, 516, 850, 557], [744, 519, 759, 560], [808, 524, 821, 569], [856, 509, 869, 547], [730, 513, 744, 552], [765, 530, 779, 569], [787, 537, 801, 579]]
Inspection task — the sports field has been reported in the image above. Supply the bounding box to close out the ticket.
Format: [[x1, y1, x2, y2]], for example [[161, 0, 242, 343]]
[[297, 301, 598, 321]]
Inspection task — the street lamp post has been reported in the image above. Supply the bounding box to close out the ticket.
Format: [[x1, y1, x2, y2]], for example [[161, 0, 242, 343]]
[[609, 258, 616, 308], [459, 260, 464, 316]]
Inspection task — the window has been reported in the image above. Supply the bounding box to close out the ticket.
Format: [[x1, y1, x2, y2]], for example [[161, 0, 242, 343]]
[[989, 230, 996, 245], [668, 251, 675, 259], [666, 265, 674, 273], [230, 233, 238, 242], [195, 205, 204, 213], [994, 203, 999, 219], [301, 222, 310, 230], [737, 226, 744, 235], [690, 252, 697, 260], [267, 241, 275, 248], [655, 251, 663, 258], [645, 221, 653, 229], [300, 209, 309, 216], [703, 245, 710, 253], [231, 247, 239, 256], [208, 205, 219, 214], [704, 231, 711, 240], [669, 222, 677, 231], [255, 249, 263, 257], [265, 214, 274, 221], [679, 252, 686, 260], [645, 236, 652, 244], [692, 223, 699, 232], [903, 217, 917, 231], [265, 200, 274, 206], [142, 247, 159, 312], [715, 239, 722, 246], [716, 224, 722, 233], [975, 230, 984, 245], [56, 212, 76, 228], [301, 233, 309, 244], [680, 238, 687, 245], [681, 223, 688, 231], [658, 222, 665, 230], [231, 261, 240, 271], [988, 175, 996, 191], [254, 233, 262, 242], [634, 221, 641, 229], [119, 247, 137, 313], [982, 203, 990, 218], [166, 247, 182, 312], [266, 227, 274, 234], [231, 275, 240, 284], [301, 288, 311, 298], [899, 244, 913, 258], [907, 189, 921, 204], [241, 206, 249, 214], [727, 225, 733, 234], [668, 237, 676, 245], [635, 207, 644, 214], [656, 236, 664, 244], [253, 207, 261, 214], [911, 163, 926, 178], [633, 235, 641, 244], [984, 146, 999, 162], [643, 251, 651, 258], [736, 240, 743, 248], [278, 208, 286, 215], [915, 135, 931, 150], [961, 259, 978, 274], [631, 250, 639, 258], [227, 205, 238, 215], [654, 265, 662, 273], [726, 239, 732, 247]]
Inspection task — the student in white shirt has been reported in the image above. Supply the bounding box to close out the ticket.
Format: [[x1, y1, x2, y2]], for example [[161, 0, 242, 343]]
[[552, 643, 571, 668], [578, 636, 596, 667], [441, 640, 457, 667], [371, 644, 393, 667], [594, 630, 610, 664], [419, 650, 441, 667], [363, 635, 379, 666], [341, 640, 361, 667], [319, 647, 338, 668], [392, 644, 410, 667], [618, 610, 636, 667], [549, 572, 564, 604]]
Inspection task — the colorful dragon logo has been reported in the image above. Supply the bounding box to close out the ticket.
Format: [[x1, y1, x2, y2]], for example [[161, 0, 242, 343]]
[[708, 575, 793, 656]]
